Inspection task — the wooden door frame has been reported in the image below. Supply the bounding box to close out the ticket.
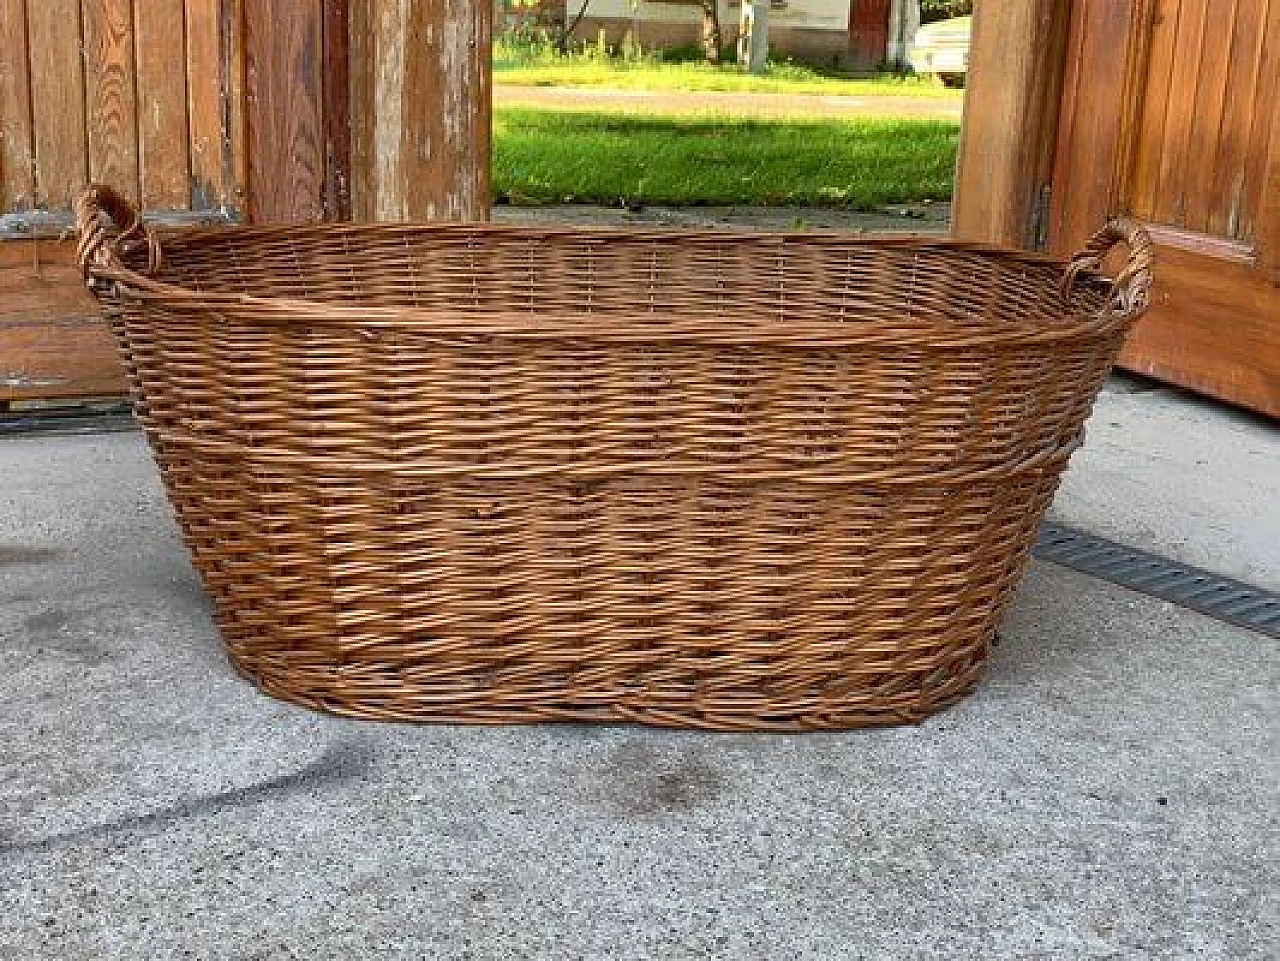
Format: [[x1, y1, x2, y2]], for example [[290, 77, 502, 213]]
[[951, 0, 1072, 250]]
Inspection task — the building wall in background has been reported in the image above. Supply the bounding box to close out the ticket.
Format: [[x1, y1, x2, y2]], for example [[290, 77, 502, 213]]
[[567, 0, 887, 71]]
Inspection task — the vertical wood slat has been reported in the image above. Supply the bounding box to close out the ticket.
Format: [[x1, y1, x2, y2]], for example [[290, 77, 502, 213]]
[[225, 0, 249, 213], [951, 0, 1071, 249], [1238, 0, 1279, 245], [0, 0, 34, 211], [1180, 0, 1236, 234], [185, 0, 247, 214], [1153, 0, 1208, 225], [950, 0, 1070, 248], [185, 0, 227, 210], [348, 0, 373, 220], [1127, 0, 1180, 224], [1210, 0, 1271, 238], [1258, 91, 1280, 276], [82, 0, 140, 200], [1049, 0, 1159, 255], [243, 0, 327, 223], [134, 0, 191, 209], [1128, 0, 1275, 240], [349, 0, 492, 223], [27, 0, 87, 209], [323, 0, 351, 220]]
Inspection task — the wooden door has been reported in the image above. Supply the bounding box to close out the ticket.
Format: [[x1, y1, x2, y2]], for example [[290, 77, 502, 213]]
[[1, 0, 488, 407], [848, 0, 892, 72], [1049, 0, 1279, 417], [1, 0, 248, 402]]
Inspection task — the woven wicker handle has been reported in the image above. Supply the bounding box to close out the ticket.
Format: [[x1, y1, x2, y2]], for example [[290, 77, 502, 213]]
[[75, 183, 162, 281], [1063, 218, 1154, 316]]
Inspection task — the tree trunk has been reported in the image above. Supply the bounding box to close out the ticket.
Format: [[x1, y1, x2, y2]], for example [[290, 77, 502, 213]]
[[701, 2, 721, 63]]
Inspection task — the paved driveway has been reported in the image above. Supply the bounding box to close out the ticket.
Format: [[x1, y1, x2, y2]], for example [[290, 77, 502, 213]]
[[495, 84, 964, 120]]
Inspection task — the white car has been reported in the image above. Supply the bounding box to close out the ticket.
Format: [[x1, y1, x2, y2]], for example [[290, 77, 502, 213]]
[[910, 15, 970, 87]]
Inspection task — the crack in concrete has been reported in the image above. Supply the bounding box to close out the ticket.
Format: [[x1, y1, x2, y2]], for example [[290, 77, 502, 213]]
[[0, 738, 373, 857]]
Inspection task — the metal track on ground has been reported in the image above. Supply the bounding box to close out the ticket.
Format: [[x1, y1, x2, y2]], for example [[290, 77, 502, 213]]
[[1034, 522, 1279, 639]]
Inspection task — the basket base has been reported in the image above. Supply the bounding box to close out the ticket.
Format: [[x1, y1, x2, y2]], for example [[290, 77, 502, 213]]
[[224, 643, 989, 733]]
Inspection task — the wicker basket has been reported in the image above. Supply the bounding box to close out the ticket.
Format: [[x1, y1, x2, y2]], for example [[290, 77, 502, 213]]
[[75, 185, 1152, 731]]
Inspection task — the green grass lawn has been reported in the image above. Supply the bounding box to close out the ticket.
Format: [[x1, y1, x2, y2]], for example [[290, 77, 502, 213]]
[[494, 58, 962, 98], [493, 108, 960, 208]]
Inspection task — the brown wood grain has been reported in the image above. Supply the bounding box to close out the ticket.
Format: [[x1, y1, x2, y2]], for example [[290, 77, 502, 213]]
[[1144, 224, 1256, 262], [1129, 0, 1275, 240], [1239, 1, 1279, 245], [244, 0, 326, 223], [225, 0, 249, 214], [0, 240, 124, 399], [0, 0, 35, 211], [1181, 0, 1235, 234], [1119, 243, 1279, 417], [134, 0, 191, 209], [1127, 0, 1176, 225], [952, 0, 1070, 249], [1152, 0, 1206, 226], [1048, 0, 1150, 255], [347, 0, 373, 220], [1053, 0, 1280, 416], [27, 0, 87, 209], [185, 0, 226, 209], [322, 0, 351, 220], [82, 0, 140, 200], [1211, 0, 1271, 239], [1258, 86, 1280, 278], [348, 0, 491, 222]]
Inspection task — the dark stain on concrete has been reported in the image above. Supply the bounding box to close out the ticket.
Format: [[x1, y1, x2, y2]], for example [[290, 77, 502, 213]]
[[602, 741, 725, 815], [15, 608, 113, 666], [0, 546, 64, 566], [0, 738, 374, 857], [21, 609, 71, 636]]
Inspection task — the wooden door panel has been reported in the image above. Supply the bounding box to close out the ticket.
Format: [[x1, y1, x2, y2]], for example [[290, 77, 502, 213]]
[[243, 0, 328, 224], [1123, 236, 1279, 413], [1, 0, 247, 405], [83, 0, 142, 198], [0, 0, 35, 212], [1210, 0, 1273, 238], [2, 0, 488, 405], [0, 241, 126, 400], [1128, 0, 1276, 241], [136, 0, 196, 209], [1049, 0, 1279, 417], [26, 0, 88, 210]]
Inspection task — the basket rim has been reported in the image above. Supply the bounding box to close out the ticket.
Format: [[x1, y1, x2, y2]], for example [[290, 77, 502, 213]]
[[85, 221, 1132, 348]]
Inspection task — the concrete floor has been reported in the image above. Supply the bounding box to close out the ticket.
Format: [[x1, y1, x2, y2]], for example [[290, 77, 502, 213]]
[[492, 84, 965, 121], [1, 378, 1276, 960]]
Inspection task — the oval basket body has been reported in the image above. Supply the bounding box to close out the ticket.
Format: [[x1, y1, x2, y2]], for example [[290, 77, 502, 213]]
[[79, 205, 1150, 731]]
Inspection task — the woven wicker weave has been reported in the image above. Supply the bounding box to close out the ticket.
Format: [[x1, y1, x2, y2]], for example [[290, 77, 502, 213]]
[[75, 184, 1152, 731]]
